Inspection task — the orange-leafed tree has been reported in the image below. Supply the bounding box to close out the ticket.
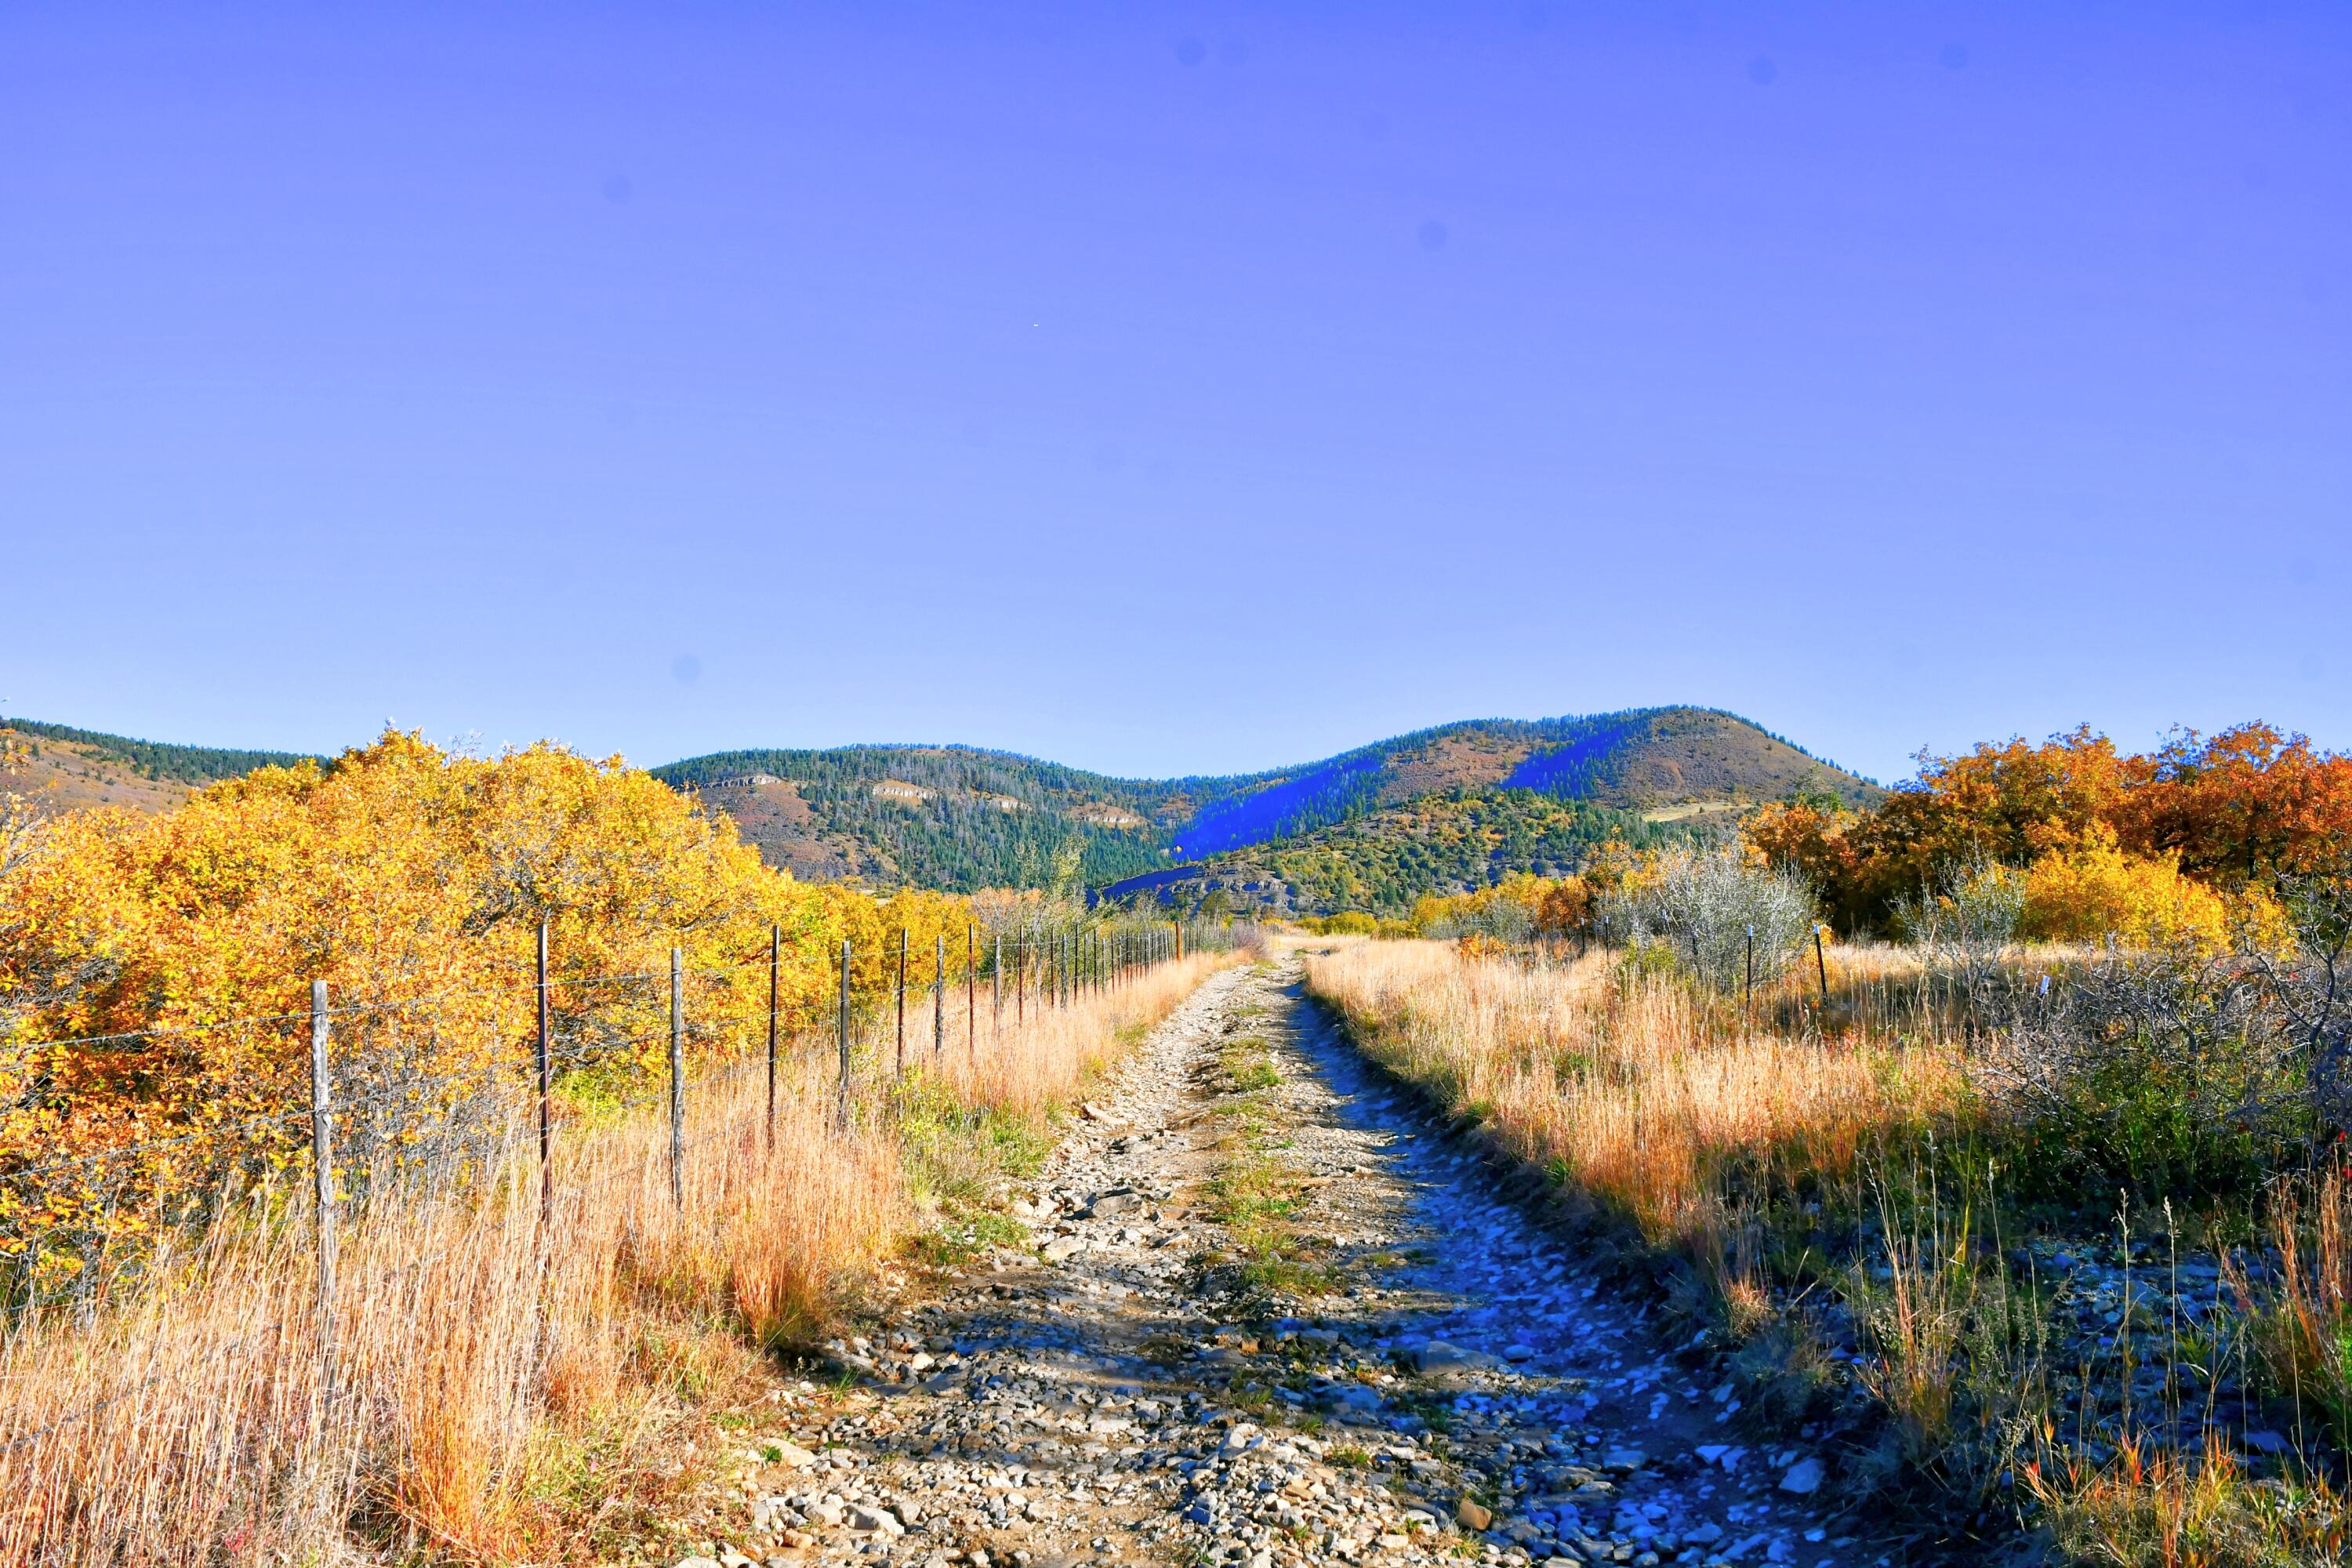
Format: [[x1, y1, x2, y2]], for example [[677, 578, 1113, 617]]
[[1744, 723, 2352, 937], [2111, 723, 2352, 887]]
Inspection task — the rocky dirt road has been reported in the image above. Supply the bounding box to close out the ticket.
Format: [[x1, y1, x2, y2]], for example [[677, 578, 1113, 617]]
[[678, 954, 1860, 1568]]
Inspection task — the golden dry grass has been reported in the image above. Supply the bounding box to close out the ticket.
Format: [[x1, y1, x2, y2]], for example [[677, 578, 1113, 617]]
[[0, 952, 1224, 1564], [1301, 937, 1964, 1293], [1301, 937, 2352, 1557]]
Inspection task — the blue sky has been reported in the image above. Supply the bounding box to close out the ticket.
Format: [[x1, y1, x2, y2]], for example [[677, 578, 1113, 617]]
[[4, 2, 2345, 785]]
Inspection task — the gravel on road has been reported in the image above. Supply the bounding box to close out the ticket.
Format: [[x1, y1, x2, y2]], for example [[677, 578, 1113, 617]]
[[672, 955, 1857, 1568]]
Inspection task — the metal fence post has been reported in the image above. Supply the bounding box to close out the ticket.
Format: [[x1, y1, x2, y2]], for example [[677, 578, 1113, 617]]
[[933, 931, 946, 1057], [993, 933, 1003, 1038], [895, 927, 908, 1077], [966, 924, 975, 1054], [536, 921, 552, 1224], [1744, 924, 1756, 1015], [309, 979, 336, 1410], [669, 946, 684, 1209], [837, 938, 852, 1132], [767, 923, 781, 1150]]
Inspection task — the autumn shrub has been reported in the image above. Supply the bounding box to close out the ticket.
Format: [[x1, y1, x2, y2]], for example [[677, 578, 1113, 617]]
[[1987, 885, 2352, 1207], [1608, 844, 1817, 993], [1890, 858, 2026, 1016], [0, 732, 998, 1255], [2020, 829, 2232, 950], [1748, 720, 2352, 936]]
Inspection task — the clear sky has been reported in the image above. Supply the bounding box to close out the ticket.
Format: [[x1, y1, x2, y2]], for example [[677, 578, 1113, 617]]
[[4, 3, 2346, 785]]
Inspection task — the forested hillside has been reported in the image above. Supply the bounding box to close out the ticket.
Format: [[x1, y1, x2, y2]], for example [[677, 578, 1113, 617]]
[[9, 708, 1874, 904], [0, 718, 321, 815], [648, 745, 1248, 889], [660, 709, 1877, 905], [1110, 789, 1693, 916]]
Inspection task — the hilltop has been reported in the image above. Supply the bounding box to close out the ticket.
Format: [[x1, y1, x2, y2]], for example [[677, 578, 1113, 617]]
[[1094, 707, 1881, 915]]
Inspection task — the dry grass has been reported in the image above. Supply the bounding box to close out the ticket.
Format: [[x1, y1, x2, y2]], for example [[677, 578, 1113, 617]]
[[1301, 937, 1965, 1296], [2027, 1434, 2349, 1567], [0, 953, 1224, 1563], [1301, 935, 2352, 1559]]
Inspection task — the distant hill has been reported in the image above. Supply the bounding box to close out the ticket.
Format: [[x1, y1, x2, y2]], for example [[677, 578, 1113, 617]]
[[0, 717, 320, 815], [658, 707, 1880, 908], [649, 745, 1236, 890], [1094, 707, 1880, 915], [7, 707, 1876, 911]]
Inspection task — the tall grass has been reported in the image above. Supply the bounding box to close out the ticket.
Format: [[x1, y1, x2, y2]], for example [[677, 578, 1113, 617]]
[[1301, 937, 1965, 1298], [0, 953, 1224, 1563], [1303, 936, 2352, 1559]]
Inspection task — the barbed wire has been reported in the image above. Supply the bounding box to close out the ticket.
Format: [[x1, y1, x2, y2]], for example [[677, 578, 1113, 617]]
[[0, 935, 1217, 1454]]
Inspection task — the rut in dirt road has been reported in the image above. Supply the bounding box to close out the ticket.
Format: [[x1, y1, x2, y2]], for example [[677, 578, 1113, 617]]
[[695, 955, 1857, 1568]]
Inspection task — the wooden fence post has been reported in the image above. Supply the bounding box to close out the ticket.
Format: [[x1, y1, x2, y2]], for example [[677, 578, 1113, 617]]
[[669, 947, 684, 1209], [767, 923, 781, 1150], [837, 939, 852, 1131], [966, 924, 975, 1055], [895, 928, 908, 1078], [993, 933, 1003, 1039], [310, 978, 336, 1410], [536, 921, 552, 1223]]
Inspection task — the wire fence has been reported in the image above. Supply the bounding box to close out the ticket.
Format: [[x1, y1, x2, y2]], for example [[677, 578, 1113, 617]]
[[0, 912, 1247, 1463]]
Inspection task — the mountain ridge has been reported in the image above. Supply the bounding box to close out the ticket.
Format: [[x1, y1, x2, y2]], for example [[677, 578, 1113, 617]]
[[5, 706, 1878, 912], [653, 706, 1880, 905]]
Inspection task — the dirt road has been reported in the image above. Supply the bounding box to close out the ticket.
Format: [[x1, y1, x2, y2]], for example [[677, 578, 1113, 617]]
[[678, 954, 1851, 1568]]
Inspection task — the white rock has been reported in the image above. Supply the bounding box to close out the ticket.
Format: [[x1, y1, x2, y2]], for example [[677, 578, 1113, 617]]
[[1777, 1455, 1824, 1495], [1406, 1341, 1481, 1374], [846, 1501, 906, 1535]]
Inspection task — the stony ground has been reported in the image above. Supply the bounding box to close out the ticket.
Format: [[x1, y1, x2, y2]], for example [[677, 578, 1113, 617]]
[[672, 955, 1867, 1568]]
